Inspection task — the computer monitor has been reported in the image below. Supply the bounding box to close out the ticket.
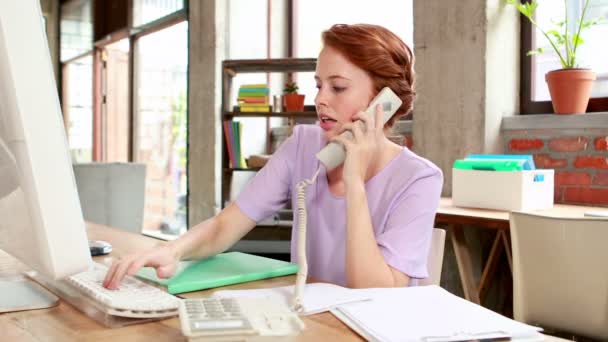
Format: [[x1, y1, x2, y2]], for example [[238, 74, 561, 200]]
[[0, 0, 92, 311]]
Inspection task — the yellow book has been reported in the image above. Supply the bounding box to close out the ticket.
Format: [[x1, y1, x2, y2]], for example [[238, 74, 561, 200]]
[[237, 122, 247, 168], [240, 106, 270, 112], [238, 103, 270, 107], [240, 84, 268, 88]]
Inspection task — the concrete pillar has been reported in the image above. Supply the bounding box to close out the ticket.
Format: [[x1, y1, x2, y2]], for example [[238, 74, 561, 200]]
[[413, 0, 520, 306], [413, 0, 519, 195], [188, 0, 227, 225]]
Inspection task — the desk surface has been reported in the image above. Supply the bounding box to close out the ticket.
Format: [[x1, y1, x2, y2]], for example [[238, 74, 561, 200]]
[[435, 197, 608, 303], [436, 197, 606, 229], [0, 223, 569, 342]]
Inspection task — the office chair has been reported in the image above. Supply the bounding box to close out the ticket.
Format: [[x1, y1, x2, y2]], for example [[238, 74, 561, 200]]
[[510, 211, 608, 340], [73, 163, 146, 234], [419, 228, 446, 286]]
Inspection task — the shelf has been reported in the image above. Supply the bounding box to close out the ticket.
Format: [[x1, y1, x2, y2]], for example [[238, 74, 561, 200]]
[[224, 111, 317, 119], [223, 58, 316, 73], [221, 58, 318, 213]]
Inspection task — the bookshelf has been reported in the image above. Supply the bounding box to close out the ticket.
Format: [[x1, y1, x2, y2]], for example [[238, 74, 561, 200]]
[[221, 58, 317, 236]]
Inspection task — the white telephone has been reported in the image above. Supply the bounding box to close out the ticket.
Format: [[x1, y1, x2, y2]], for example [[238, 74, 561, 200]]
[[315, 87, 403, 171], [179, 297, 304, 341], [291, 87, 403, 312]]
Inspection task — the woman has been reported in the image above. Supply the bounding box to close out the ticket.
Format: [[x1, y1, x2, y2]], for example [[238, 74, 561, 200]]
[[103, 24, 442, 290]]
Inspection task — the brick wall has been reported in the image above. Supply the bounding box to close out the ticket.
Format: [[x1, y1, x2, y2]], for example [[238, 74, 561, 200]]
[[503, 128, 608, 207]]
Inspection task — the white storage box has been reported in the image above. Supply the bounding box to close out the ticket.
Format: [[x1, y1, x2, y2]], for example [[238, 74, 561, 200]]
[[452, 168, 554, 211]]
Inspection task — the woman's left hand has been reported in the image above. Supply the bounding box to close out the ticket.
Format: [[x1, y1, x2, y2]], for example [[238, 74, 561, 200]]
[[331, 104, 385, 187]]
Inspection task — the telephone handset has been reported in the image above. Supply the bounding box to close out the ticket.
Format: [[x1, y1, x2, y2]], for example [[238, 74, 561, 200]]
[[315, 87, 403, 171]]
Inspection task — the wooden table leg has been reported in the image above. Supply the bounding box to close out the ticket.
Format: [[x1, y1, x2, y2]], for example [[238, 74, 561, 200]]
[[501, 230, 513, 272], [450, 224, 481, 304], [478, 230, 504, 302]]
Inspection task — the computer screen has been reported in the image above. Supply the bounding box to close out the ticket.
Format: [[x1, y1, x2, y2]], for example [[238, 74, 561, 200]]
[[0, 0, 92, 281]]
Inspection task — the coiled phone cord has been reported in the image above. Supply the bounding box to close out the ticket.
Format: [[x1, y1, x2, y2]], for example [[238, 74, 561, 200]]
[[291, 166, 321, 313]]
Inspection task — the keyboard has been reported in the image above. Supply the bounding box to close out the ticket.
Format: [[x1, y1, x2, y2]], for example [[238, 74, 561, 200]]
[[62, 262, 181, 318]]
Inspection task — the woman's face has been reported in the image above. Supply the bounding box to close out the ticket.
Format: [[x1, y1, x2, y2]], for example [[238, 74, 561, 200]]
[[314, 46, 375, 139]]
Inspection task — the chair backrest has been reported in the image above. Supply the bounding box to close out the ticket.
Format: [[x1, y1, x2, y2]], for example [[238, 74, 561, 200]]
[[73, 163, 146, 234], [419, 228, 446, 286], [510, 211, 608, 340]]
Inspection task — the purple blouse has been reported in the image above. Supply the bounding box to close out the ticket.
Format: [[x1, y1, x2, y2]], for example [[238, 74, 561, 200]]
[[236, 125, 443, 286]]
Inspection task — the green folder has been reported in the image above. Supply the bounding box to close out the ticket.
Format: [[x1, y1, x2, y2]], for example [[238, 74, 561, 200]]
[[136, 252, 299, 294], [453, 159, 524, 171]]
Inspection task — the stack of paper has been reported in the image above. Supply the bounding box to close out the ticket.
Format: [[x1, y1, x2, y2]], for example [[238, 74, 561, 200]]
[[332, 285, 543, 342], [212, 283, 370, 315]]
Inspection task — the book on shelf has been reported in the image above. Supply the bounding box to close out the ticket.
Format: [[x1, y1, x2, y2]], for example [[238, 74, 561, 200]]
[[237, 102, 270, 107], [238, 105, 271, 112], [237, 97, 267, 104], [222, 120, 236, 168], [223, 119, 247, 169], [240, 83, 268, 89], [237, 85, 270, 103], [238, 87, 269, 94], [234, 121, 247, 168], [237, 91, 268, 98]]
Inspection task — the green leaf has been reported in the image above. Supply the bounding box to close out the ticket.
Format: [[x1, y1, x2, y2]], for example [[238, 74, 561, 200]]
[[571, 34, 585, 47], [507, 0, 537, 19], [526, 47, 544, 56], [547, 29, 566, 45], [580, 18, 602, 29]]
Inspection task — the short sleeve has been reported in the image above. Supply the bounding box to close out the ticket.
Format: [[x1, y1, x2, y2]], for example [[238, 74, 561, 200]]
[[235, 126, 302, 222], [376, 169, 443, 279]]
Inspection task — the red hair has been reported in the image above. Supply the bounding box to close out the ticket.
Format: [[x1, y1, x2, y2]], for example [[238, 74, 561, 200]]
[[322, 24, 415, 127]]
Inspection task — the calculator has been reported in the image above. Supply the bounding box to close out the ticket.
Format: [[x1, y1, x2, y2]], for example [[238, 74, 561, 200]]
[[179, 296, 305, 340]]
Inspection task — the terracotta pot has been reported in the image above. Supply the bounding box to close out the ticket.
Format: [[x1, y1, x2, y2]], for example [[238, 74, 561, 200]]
[[283, 94, 305, 112], [545, 69, 596, 114]]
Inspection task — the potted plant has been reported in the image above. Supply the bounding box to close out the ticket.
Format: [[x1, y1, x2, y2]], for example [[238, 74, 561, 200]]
[[508, 0, 600, 114], [283, 81, 305, 112]]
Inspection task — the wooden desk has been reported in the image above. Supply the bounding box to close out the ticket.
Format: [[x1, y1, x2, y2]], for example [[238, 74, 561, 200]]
[[0, 222, 571, 342], [1, 223, 362, 342], [435, 197, 606, 305]]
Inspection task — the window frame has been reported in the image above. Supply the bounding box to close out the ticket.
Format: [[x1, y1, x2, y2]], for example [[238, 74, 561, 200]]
[[519, 0, 608, 114]]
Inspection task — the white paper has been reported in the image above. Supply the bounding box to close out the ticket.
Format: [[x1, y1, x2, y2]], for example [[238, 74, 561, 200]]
[[584, 211, 608, 218], [333, 285, 542, 342], [212, 283, 370, 315]]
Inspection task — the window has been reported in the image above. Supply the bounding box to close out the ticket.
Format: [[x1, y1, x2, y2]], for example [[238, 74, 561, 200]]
[[60, 0, 93, 62], [63, 55, 93, 163], [521, 0, 608, 113], [134, 21, 188, 234], [101, 39, 130, 162], [132, 0, 185, 27], [293, 0, 414, 105], [225, 0, 274, 201], [60, 0, 189, 235], [60, 0, 94, 162]]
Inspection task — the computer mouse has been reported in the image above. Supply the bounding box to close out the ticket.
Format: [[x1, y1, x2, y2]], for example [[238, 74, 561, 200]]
[[89, 240, 113, 256]]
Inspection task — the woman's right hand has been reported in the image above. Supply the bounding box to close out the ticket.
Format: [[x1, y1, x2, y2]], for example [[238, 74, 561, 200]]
[[102, 244, 181, 290]]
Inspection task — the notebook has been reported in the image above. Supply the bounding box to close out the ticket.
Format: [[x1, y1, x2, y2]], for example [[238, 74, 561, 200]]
[[136, 252, 299, 294]]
